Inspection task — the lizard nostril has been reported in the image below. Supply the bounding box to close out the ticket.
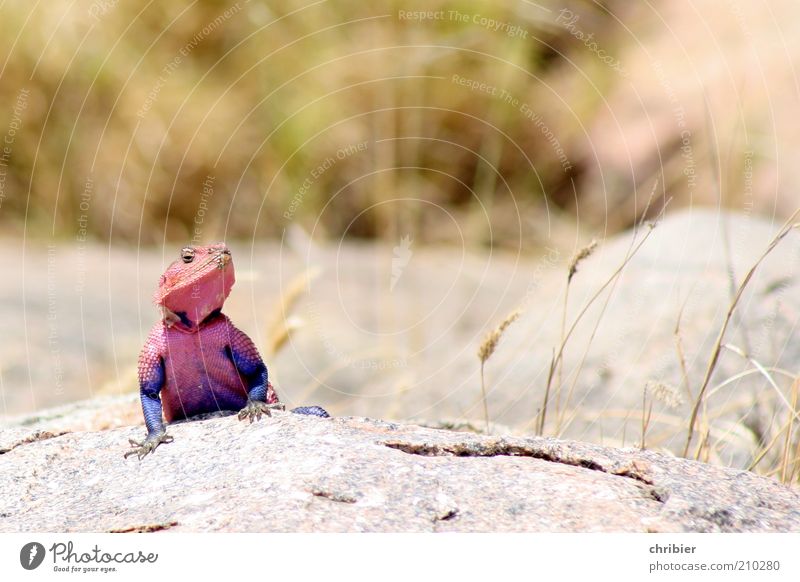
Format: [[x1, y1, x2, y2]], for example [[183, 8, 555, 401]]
[[215, 251, 231, 269]]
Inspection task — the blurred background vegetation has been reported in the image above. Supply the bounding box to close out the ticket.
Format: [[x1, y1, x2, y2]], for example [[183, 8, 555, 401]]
[[1, 0, 797, 249], [4, 1, 800, 478]]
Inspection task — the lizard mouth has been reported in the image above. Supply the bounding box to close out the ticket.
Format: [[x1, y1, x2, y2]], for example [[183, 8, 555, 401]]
[[156, 244, 234, 303], [214, 249, 232, 269]]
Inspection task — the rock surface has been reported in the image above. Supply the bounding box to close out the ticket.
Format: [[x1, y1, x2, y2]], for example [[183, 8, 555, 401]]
[[3, 209, 799, 472], [1, 407, 799, 532], [467, 209, 800, 467], [277, 209, 800, 470]]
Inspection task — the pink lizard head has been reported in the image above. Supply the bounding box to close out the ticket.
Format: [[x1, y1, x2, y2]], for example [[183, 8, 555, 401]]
[[154, 243, 235, 328]]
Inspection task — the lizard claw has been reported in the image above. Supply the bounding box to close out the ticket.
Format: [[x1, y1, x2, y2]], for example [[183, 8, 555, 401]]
[[124, 431, 174, 460], [237, 400, 285, 423]]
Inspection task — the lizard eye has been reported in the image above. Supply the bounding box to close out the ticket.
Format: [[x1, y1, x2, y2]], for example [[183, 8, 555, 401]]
[[180, 247, 195, 263]]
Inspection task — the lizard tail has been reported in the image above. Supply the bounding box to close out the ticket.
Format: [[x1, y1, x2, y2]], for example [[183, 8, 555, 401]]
[[290, 405, 330, 418]]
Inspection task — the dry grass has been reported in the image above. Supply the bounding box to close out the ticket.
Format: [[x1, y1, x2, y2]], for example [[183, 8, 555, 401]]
[[262, 267, 321, 357], [673, 295, 694, 401], [640, 384, 653, 450], [0, 0, 639, 245], [567, 240, 598, 283], [539, 224, 657, 435], [536, 187, 668, 437], [553, 239, 597, 413], [683, 210, 800, 457], [477, 308, 521, 433], [782, 379, 800, 482]]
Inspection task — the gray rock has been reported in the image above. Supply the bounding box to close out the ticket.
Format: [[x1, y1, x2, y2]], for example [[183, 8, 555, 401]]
[[264, 209, 800, 472], [1, 409, 798, 532], [465, 209, 800, 468], [4, 209, 798, 472]]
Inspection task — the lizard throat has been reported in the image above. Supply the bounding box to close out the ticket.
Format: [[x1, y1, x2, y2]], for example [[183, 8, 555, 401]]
[[160, 307, 222, 332]]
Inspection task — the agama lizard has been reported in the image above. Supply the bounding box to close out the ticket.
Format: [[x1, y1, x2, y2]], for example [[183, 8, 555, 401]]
[[126, 243, 327, 459]]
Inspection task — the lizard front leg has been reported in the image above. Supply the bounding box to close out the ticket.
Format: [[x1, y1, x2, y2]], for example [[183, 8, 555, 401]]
[[227, 321, 329, 421], [125, 349, 173, 460], [225, 339, 284, 423]]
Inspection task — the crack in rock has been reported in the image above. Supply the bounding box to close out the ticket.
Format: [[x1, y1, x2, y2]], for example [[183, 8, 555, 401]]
[[310, 488, 358, 504], [0, 430, 67, 454], [109, 521, 179, 533], [383, 439, 667, 503]]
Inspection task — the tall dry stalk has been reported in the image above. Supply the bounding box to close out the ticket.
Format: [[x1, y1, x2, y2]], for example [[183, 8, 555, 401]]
[[552, 180, 666, 437], [553, 239, 597, 420], [683, 210, 800, 457], [542, 199, 668, 437], [641, 384, 653, 450], [673, 295, 694, 401], [477, 309, 521, 434], [263, 267, 321, 356], [702, 94, 753, 356], [783, 378, 800, 483], [542, 226, 656, 435]]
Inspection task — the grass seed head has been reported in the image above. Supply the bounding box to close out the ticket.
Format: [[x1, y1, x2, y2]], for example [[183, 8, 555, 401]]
[[568, 239, 598, 282], [646, 380, 684, 409], [478, 309, 521, 364]]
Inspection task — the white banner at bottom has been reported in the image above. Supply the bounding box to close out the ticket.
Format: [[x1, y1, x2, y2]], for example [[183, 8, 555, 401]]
[[1, 533, 798, 581]]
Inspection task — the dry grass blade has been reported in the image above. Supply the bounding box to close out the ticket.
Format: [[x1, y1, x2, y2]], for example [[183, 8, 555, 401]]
[[673, 292, 694, 400], [545, 226, 656, 434], [748, 415, 793, 472], [641, 384, 653, 450], [551, 180, 666, 437], [545, 191, 668, 437], [555, 239, 598, 414], [702, 93, 753, 356], [783, 378, 800, 482], [478, 309, 521, 363], [647, 380, 684, 409], [567, 239, 598, 283], [722, 344, 800, 424], [707, 366, 797, 398], [478, 309, 522, 434], [263, 267, 321, 356], [792, 416, 800, 483], [683, 210, 800, 457]]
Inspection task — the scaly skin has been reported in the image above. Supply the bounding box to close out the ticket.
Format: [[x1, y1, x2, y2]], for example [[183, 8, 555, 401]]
[[126, 243, 328, 460]]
